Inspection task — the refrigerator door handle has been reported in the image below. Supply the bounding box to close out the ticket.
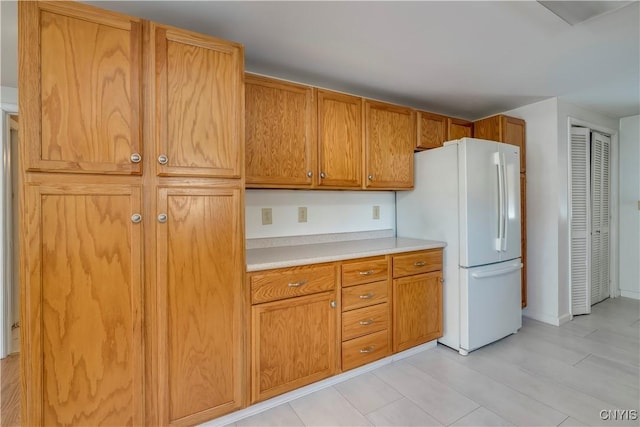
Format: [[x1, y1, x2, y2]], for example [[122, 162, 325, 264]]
[[471, 263, 523, 279], [500, 153, 508, 252], [494, 152, 504, 251]]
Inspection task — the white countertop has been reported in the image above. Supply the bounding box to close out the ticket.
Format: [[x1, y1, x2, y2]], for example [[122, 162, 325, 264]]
[[246, 237, 446, 272]]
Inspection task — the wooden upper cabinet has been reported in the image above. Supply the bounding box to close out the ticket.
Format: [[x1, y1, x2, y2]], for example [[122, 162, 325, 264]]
[[447, 118, 473, 140], [23, 183, 144, 426], [245, 74, 315, 188], [365, 100, 415, 189], [416, 111, 448, 150], [20, 1, 142, 174], [317, 90, 363, 188], [473, 114, 526, 173], [156, 185, 244, 425], [153, 24, 243, 178]]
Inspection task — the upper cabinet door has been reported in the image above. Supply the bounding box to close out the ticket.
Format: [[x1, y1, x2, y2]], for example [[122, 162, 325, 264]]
[[502, 116, 526, 174], [317, 90, 362, 188], [447, 118, 473, 140], [364, 100, 415, 189], [416, 111, 448, 150], [154, 24, 243, 178], [20, 1, 142, 174], [245, 75, 315, 188]]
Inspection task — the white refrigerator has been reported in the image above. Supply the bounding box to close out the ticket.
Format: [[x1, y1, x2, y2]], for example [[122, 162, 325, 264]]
[[396, 137, 522, 355]]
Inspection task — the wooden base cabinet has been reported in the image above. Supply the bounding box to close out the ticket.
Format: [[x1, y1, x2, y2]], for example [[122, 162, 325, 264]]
[[248, 264, 338, 403], [392, 250, 443, 353]]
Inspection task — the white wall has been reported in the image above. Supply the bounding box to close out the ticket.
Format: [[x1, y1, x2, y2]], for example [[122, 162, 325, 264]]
[[557, 100, 619, 320], [246, 190, 396, 239], [505, 98, 560, 324], [618, 115, 640, 299], [0, 85, 17, 358]]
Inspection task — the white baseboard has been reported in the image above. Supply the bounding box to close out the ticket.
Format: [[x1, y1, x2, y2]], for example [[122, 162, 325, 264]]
[[522, 310, 564, 326], [200, 341, 436, 427], [620, 290, 640, 300]]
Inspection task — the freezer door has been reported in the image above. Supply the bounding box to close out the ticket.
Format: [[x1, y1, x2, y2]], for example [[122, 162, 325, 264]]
[[460, 260, 522, 352], [500, 144, 522, 262], [458, 138, 502, 267]]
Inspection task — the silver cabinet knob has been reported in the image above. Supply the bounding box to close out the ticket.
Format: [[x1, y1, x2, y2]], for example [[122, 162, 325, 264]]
[[131, 214, 142, 223], [307, 171, 313, 178], [130, 153, 142, 163], [320, 172, 326, 179], [330, 300, 337, 308], [368, 174, 374, 181], [158, 155, 168, 165], [157, 213, 167, 223], [440, 277, 445, 283]]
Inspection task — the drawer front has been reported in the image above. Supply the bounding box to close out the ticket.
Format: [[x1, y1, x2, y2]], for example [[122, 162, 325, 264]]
[[393, 249, 442, 278], [251, 264, 336, 304], [342, 280, 388, 311], [342, 330, 389, 371], [341, 257, 388, 287], [342, 303, 389, 341]]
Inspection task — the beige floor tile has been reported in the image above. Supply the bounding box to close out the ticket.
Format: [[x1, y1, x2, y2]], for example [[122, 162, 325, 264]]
[[365, 398, 443, 426], [289, 387, 371, 426], [236, 404, 304, 427], [574, 354, 640, 390], [334, 372, 403, 415], [450, 407, 513, 427], [558, 416, 587, 426], [372, 361, 479, 425]]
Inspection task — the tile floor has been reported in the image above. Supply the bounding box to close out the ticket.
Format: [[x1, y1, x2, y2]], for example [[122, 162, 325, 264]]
[[230, 297, 640, 426]]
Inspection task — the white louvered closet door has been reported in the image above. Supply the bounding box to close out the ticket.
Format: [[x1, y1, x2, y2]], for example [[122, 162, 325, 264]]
[[569, 127, 591, 315], [591, 131, 611, 304]]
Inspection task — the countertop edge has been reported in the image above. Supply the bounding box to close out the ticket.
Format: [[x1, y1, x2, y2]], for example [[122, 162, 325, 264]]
[[246, 240, 446, 272]]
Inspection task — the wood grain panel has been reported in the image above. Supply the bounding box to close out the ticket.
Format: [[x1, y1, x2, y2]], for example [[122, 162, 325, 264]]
[[503, 116, 526, 173], [392, 249, 443, 278], [341, 303, 389, 341], [341, 280, 388, 312], [416, 111, 448, 150], [471, 115, 501, 142], [251, 291, 337, 403], [157, 187, 243, 424], [364, 100, 415, 189], [25, 184, 143, 426], [317, 90, 362, 188], [245, 74, 315, 187], [341, 330, 389, 371], [341, 256, 388, 287], [23, 1, 142, 174], [250, 264, 336, 304], [447, 118, 473, 140], [155, 26, 243, 178], [393, 272, 442, 352]]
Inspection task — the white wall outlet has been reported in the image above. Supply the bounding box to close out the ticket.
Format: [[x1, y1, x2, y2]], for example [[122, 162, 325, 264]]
[[298, 206, 308, 223], [372, 205, 380, 220], [261, 208, 272, 225]]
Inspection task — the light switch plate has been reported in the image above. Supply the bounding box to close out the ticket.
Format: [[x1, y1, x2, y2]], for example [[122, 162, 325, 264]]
[[261, 208, 272, 225], [298, 207, 307, 223], [372, 205, 380, 220]]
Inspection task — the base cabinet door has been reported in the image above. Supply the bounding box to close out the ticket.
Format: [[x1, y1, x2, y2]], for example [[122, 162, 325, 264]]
[[392, 271, 443, 352], [156, 186, 243, 425], [23, 183, 144, 426], [251, 291, 337, 403]]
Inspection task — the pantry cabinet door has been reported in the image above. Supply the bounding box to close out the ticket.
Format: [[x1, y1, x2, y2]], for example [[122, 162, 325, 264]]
[[20, 1, 142, 174], [156, 186, 244, 425], [154, 25, 243, 178], [23, 183, 144, 426]]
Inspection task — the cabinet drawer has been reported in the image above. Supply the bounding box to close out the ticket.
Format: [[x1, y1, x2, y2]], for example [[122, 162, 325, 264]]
[[342, 330, 389, 371], [392, 250, 442, 278], [250, 264, 336, 304], [342, 303, 389, 341], [342, 281, 388, 311], [341, 257, 388, 287]]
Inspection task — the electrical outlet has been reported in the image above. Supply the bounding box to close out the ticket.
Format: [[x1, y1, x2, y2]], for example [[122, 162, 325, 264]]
[[372, 205, 380, 220], [261, 208, 272, 225], [298, 207, 308, 223]]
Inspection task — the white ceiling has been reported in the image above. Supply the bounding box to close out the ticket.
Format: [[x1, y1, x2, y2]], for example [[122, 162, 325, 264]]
[[1, 1, 638, 120]]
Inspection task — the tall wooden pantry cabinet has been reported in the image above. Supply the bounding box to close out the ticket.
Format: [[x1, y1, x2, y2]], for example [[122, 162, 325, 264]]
[[19, 2, 245, 426]]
